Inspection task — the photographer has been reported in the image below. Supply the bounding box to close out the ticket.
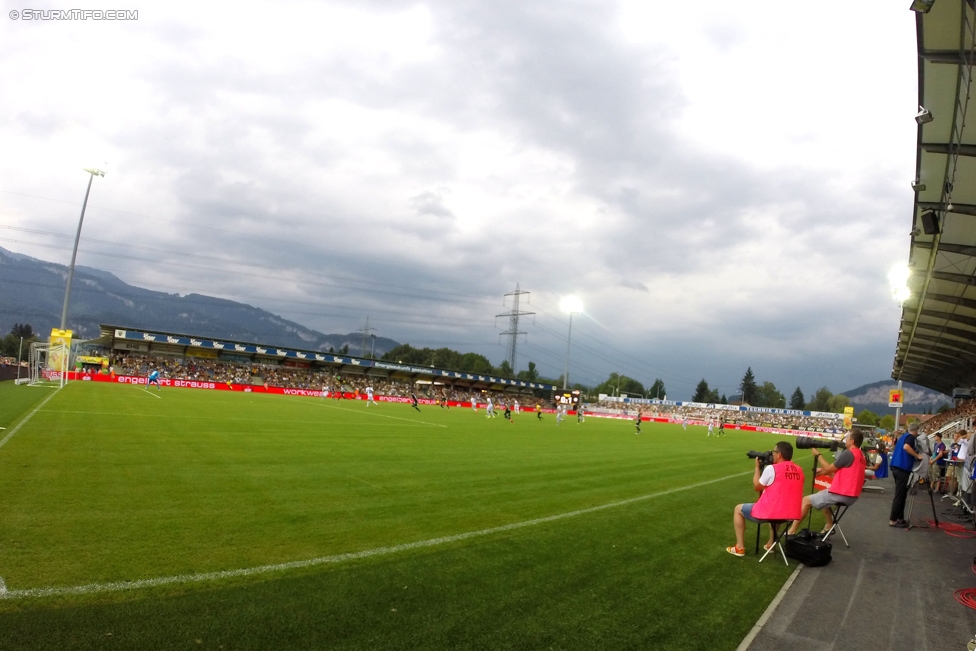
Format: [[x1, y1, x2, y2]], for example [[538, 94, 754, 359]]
[[787, 430, 866, 536], [727, 442, 804, 557], [889, 422, 926, 527]]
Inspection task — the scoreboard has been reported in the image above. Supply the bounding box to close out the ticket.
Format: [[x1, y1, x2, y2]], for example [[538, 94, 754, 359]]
[[555, 390, 581, 406]]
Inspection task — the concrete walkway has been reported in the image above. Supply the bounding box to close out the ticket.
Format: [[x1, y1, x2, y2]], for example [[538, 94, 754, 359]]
[[741, 476, 976, 651]]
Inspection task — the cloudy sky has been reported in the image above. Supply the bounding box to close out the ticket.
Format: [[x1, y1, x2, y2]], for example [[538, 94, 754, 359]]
[[0, 1, 920, 400]]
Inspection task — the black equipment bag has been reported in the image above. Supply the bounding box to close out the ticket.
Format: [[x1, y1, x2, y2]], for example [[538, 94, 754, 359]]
[[784, 529, 832, 566]]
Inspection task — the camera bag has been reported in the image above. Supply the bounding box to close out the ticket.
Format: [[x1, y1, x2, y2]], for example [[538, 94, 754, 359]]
[[784, 529, 832, 566]]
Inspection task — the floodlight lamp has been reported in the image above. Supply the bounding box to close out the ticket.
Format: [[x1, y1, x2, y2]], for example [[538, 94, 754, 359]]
[[83, 167, 106, 177], [889, 264, 912, 304], [915, 106, 933, 125], [560, 295, 583, 314], [911, 180, 925, 191], [910, 0, 935, 13]]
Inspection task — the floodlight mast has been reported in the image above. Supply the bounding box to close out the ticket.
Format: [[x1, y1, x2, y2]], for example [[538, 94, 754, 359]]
[[559, 296, 583, 390], [60, 167, 105, 330]]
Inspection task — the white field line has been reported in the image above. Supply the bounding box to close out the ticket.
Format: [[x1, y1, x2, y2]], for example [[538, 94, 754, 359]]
[[0, 386, 62, 451], [317, 400, 448, 428], [139, 387, 162, 399], [1, 470, 750, 600]]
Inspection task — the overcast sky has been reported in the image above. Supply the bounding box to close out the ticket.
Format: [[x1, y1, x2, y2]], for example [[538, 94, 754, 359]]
[[0, 1, 920, 400]]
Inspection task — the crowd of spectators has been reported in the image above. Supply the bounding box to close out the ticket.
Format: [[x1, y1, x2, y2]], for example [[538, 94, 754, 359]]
[[106, 352, 534, 406], [918, 399, 976, 434], [592, 400, 844, 433]]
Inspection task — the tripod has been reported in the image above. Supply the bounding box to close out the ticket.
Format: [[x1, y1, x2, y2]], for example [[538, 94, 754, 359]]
[[905, 465, 940, 531]]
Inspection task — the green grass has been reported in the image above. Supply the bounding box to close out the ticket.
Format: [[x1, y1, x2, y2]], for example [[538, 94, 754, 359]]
[[0, 382, 826, 650]]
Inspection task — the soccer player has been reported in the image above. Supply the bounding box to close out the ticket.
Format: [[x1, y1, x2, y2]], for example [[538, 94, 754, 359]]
[[635, 409, 643, 435], [719, 422, 726, 437], [322, 384, 330, 399], [504, 403, 513, 424], [366, 385, 377, 406], [514, 399, 520, 415], [555, 404, 565, 426], [577, 405, 585, 424], [707, 421, 715, 437], [411, 392, 421, 412], [147, 369, 161, 391], [537, 403, 544, 421], [486, 396, 495, 419]]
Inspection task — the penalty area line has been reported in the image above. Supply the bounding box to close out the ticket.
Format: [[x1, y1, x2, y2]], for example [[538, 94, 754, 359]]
[[1, 470, 750, 600], [139, 388, 162, 399]]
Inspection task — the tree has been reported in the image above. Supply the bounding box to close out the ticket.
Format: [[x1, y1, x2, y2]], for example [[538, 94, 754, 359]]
[[10, 323, 34, 339], [693, 379, 711, 403], [827, 394, 851, 414], [739, 367, 758, 405], [857, 410, 879, 426], [937, 403, 952, 414], [879, 415, 895, 431], [516, 361, 539, 382], [806, 387, 832, 412], [594, 373, 644, 397], [648, 378, 666, 400], [719, 394, 727, 404], [790, 387, 805, 410], [754, 381, 785, 408], [496, 360, 514, 377]]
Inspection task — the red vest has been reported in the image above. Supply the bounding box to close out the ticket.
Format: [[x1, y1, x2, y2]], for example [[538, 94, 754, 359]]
[[829, 447, 866, 498], [752, 461, 804, 520]]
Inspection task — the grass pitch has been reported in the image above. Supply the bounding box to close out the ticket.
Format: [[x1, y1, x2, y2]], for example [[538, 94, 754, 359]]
[[0, 382, 823, 650]]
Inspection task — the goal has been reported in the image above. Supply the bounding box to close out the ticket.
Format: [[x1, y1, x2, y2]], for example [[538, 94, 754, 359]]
[[28, 342, 70, 388]]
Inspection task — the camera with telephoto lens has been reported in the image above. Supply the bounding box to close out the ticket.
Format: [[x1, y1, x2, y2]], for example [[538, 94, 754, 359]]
[[795, 436, 839, 452], [746, 450, 775, 467]]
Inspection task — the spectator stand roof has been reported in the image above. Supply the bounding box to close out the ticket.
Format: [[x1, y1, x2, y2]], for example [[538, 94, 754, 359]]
[[895, 1, 976, 394], [98, 325, 557, 393]]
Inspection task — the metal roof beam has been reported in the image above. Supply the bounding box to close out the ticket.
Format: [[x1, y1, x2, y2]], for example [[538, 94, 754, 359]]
[[921, 142, 976, 157]]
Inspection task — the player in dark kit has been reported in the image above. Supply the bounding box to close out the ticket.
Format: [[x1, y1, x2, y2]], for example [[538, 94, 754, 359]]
[[411, 393, 421, 412], [504, 403, 513, 423], [635, 409, 643, 435], [537, 403, 544, 421]]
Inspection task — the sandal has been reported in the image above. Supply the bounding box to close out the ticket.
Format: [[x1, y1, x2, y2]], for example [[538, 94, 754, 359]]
[[726, 545, 745, 557], [763, 542, 775, 552]]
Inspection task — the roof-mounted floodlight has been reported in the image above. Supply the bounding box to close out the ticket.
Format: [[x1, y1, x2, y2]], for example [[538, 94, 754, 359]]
[[916, 106, 933, 125], [910, 0, 935, 13], [911, 180, 926, 191]]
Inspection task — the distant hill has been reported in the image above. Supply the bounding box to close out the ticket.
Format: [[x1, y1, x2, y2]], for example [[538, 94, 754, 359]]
[[0, 246, 399, 355], [840, 380, 951, 416]]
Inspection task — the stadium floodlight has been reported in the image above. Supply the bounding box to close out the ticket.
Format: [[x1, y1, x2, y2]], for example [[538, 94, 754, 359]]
[[60, 166, 106, 330], [909, 0, 935, 13], [915, 106, 933, 125], [911, 180, 925, 191], [889, 264, 912, 304], [560, 296, 583, 390]]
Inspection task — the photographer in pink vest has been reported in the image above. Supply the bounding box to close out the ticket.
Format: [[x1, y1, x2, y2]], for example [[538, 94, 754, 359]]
[[788, 430, 866, 535], [727, 441, 804, 557]]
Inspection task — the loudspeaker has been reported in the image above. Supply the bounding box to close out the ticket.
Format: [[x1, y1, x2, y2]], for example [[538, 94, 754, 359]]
[[920, 211, 941, 235]]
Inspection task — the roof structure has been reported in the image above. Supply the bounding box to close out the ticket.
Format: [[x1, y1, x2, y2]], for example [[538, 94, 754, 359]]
[[894, 0, 976, 394]]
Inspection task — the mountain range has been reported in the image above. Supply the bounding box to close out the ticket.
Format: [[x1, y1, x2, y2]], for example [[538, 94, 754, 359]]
[[0, 246, 399, 356], [839, 379, 951, 416]]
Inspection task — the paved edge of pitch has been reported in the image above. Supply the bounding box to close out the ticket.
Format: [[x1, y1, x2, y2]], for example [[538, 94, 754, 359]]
[[735, 564, 803, 651]]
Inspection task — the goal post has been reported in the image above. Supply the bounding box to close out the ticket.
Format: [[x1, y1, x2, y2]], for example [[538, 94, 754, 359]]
[[28, 341, 69, 388]]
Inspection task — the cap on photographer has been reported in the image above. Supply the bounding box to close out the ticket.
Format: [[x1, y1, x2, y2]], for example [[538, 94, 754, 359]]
[[727, 441, 804, 557]]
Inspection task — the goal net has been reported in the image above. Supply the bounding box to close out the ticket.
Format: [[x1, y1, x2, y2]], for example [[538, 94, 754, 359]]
[[28, 342, 69, 388]]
